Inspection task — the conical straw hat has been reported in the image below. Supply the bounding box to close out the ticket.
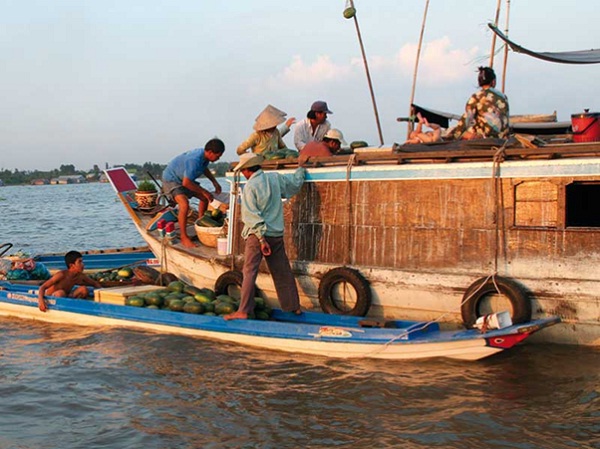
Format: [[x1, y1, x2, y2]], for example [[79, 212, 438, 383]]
[[253, 104, 287, 131]]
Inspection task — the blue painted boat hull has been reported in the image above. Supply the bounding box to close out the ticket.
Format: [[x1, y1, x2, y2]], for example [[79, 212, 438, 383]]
[[0, 281, 560, 361]]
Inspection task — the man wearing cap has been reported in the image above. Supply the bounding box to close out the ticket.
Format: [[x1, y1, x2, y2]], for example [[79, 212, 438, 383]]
[[299, 128, 348, 158], [224, 153, 306, 320], [162, 138, 225, 248], [293, 100, 332, 151]]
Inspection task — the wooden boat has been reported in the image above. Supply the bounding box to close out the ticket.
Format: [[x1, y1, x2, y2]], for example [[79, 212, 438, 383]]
[[34, 246, 159, 273], [0, 281, 559, 361], [105, 132, 600, 348], [102, 16, 600, 347]]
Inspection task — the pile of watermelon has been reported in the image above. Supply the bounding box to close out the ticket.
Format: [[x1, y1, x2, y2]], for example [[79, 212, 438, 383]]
[[89, 267, 135, 283], [124, 280, 272, 320]]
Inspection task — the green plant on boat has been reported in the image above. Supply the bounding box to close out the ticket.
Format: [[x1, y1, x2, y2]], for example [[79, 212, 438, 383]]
[[137, 179, 157, 192]]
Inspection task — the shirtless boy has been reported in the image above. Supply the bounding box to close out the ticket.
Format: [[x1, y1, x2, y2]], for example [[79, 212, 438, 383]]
[[38, 250, 101, 312]]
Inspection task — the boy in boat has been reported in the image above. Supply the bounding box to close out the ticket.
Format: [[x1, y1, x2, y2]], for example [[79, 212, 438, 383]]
[[162, 138, 225, 248], [236, 104, 295, 157], [224, 153, 306, 320], [37, 250, 101, 312]]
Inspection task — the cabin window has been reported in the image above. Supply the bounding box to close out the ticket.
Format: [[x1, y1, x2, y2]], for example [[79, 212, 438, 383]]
[[566, 182, 600, 227], [514, 181, 558, 227]]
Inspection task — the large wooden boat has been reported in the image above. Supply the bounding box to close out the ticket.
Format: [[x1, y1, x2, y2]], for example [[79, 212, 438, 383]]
[[106, 135, 600, 346]]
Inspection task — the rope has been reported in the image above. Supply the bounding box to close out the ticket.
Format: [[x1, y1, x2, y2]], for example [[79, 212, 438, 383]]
[[492, 141, 509, 273], [360, 141, 513, 357], [344, 155, 356, 265]]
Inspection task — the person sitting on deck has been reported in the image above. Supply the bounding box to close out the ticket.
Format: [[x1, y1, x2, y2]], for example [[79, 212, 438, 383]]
[[162, 138, 225, 248], [300, 128, 348, 157], [293, 100, 333, 151], [37, 250, 101, 312], [236, 105, 295, 157], [445, 66, 510, 140], [404, 113, 443, 144]]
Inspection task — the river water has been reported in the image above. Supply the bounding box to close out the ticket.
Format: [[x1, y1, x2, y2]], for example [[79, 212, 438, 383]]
[[0, 183, 598, 449]]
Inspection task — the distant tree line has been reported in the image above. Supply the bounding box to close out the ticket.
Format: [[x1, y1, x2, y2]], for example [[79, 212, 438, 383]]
[[0, 161, 233, 186]]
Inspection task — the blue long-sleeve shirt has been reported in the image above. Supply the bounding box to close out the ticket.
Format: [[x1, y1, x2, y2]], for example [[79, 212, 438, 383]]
[[241, 168, 306, 239]]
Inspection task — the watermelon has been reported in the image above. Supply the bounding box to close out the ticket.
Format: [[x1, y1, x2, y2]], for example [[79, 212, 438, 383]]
[[167, 281, 185, 293], [125, 296, 145, 307], [183, 302, 204, 314], [168, 299, 185, 312], [214, 302, 235, 315]]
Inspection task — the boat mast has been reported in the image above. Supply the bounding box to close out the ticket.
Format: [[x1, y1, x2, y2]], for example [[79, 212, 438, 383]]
[[344, 0, 384, 145], [500, 0, 511, 93], [489, 0, 502, 67], [408, 0, 430, 135]]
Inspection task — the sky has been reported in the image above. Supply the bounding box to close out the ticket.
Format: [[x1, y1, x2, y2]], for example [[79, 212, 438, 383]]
[[1, 0, 599, 171]]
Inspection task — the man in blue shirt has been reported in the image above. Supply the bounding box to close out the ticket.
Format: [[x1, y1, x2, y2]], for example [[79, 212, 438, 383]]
[[224, 153, 306, 320], [162, 138, 225, 248]]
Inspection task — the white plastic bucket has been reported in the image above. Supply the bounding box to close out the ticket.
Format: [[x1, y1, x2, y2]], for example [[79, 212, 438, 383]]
[[217, 237, 229, 256], [474, 311, 512, 330]]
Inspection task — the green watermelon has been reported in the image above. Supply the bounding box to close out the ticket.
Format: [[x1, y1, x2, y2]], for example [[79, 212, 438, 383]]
[[183, 302, 204, 314], [125, 296, 145, 307], [168, 299, 185, 312]]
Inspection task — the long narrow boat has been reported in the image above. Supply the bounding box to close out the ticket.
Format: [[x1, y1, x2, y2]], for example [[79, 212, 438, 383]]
[[0, 281, 559, 361]]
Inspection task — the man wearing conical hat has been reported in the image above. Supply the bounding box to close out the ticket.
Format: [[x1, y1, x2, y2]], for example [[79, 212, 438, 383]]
[[224, 153, 306, 320], [236, 104, 295, 156]]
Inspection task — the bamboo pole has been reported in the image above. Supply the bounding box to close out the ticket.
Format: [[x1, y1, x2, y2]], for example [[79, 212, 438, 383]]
[[489, 0, 502, 67], [346, 0, 384, 146], [501, 0, 511, 93], [408, 0, 430, 135]]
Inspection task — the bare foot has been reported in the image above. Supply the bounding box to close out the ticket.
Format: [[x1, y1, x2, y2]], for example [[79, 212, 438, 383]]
[[293, 309, 302, 315], [180, 237, 197, 249], [224, 311, 248, 321]]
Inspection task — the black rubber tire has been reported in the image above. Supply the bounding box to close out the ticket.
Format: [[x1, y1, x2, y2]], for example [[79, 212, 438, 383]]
[[461, 276, 532, 328], [214, 270, 263, 298], [318, 267, 372, 316]]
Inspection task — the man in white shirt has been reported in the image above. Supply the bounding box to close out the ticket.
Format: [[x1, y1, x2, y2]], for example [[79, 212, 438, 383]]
[[293, 100, 332, 151]]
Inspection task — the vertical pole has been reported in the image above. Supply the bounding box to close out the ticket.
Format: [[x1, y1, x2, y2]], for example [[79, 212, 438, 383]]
[[501, 0, 511, 93], [347, 0, 384, 146], [408, 0, 430, 135], [489, 0, 502, 67]]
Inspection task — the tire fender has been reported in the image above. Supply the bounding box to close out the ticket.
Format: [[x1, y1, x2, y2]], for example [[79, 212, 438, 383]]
[[461, 276, 532, 328], [318, 267, 372, 316], [214, 270, 262, 298]]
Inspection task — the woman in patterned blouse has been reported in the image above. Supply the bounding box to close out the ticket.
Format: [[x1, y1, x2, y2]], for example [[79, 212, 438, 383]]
[[446, 66, 510, 140]]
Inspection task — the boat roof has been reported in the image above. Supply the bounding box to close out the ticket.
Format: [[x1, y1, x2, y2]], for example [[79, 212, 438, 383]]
[[489, 24, 600, 65]]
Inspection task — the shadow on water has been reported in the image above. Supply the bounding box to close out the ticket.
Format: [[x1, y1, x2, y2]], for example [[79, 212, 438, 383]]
[[0, 317, 598, 449]]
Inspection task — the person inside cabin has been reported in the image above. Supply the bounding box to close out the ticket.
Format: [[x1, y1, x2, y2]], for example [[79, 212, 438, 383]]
[[224, 153, 306, 321], [162, 138, 225, 248], [299, 128, 348, 157], [293, 100, 333, 151], [404, 112, 443, 144], [236, 105, 296, 157], [37, 250, 101, 312], [445, 66, 510, 140]]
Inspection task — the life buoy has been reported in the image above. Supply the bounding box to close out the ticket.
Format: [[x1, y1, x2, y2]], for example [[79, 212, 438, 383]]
[[214, 270, 262, 298], [318, 267, 372, 316], [461, 276, 532, 328]]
